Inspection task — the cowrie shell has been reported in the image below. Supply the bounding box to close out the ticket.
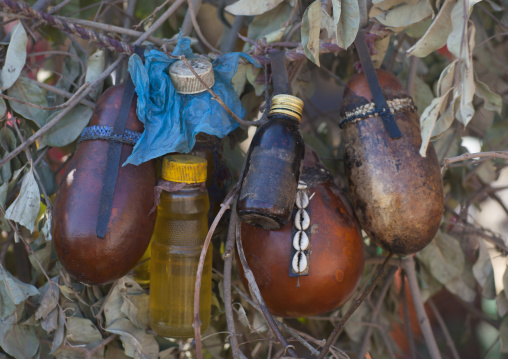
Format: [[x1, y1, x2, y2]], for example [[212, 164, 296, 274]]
[[297, 180, 307, 190], [292, 251, 308, 274], [293, 231, 309, 251], [296, 190, 309, 209], [295, 209, 310, 231]]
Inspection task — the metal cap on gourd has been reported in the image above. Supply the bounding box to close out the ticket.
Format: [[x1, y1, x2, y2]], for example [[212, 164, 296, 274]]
[[169, 59, 214, 94]]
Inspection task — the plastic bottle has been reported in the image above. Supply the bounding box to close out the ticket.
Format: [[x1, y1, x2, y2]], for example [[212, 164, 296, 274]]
[[149, 154, 211, 338], [236, 94, 305, 230]]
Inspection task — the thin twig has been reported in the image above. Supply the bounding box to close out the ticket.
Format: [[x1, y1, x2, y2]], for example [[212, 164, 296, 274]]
[[11, 120, 52, 210], [0, 56, 123, 168], [0, 0, 133, 54], [235, 220, 298, 358], [443, 151, 508, 166], [132, 0, 186, 46], [193, 185, 239, 359], [35, 80, 95, 108], [402, 256, 442, 359], [401, 271, 418, 359], [315, 253, 395, 359], [223, 209, 249, 359], [179, 56, 263, 127], [428, 299, 460, 359], [358, 266, 398, 358], [185, 0, 220, 54]]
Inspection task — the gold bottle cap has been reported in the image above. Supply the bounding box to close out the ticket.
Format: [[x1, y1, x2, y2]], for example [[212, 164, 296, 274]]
[[169, 58, 215, 94], [162, 155, 207, 183], [269, 94, 304, 122]]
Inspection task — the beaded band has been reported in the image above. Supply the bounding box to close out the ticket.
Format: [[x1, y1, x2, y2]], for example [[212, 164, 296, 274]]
[[339, 97, 416, 129], [79, 125, 142, 146]]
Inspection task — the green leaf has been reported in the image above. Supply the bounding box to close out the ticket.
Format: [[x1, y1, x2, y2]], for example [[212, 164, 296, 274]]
[[40, 105, 93, 147], [472, 239, 495, 299], [419, 264, 443, 302], [407, 0, 456, 57], [458, 51, 475, 126], [374, 0, 433, 29], [301, 1, 322, 66], [446, 0, 481, 64], [0, 324, 39, 359], [225, 0, 285, 16], [500, 316, 508, 353], [231, 63, 249, 96], [1, 23, 28, 91], [419, 88, 453, 157], [0, 263, 38, 319], [120, 290, 149, 330], [35, 284, 59, 321], [5, 168, 40, 233], [244, 2, 293, 47], [0, 181, 8, 208], [416, 231, 465, 285], [431, 90, 460, 140], [66, 317, 102, 344], [0, 97, 6, 119], [104, 282, 124, 328], [332, 0, 359, 49], [497, 291, 508, 317], [85, 50, 106, 101], [7, 77, 49, 127], [106, 318, 159, 359], [475, 72, 502, 114], [50, 309, 65, 354]]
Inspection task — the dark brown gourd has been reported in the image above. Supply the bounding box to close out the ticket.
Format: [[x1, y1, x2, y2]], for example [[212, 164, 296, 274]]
[[238, 147, 364, 318], [52, 84, 156, 285], [340, 69, 444, 255]]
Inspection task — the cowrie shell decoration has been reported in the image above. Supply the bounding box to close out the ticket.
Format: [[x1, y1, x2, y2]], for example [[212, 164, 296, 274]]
[[293, 231, 309, 251], [290, 181, 311, 277], [292, 250, 308, 274], [295, 209, 310, 231]]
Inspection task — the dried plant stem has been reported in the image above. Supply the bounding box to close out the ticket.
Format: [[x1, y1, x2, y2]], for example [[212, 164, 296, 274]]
[[444, 151, 508, 166], [358, 266, 398, 358], [315, 253, 394, 359], [35, 80, 95, 108], [235, 221, 298, 358], [193, 185, 239, 359], [225, 277, 321, 357], [184, 0, 220, 54], [0, 55, 123, 168], [428, 299, 460, 359], [11, 120, 51, 210], [132, 0, 186, 46], [179, 56, 263, 127], [223, 209, 249, 359], [401, 271, 418, 359], [402, 256, 442, 359]]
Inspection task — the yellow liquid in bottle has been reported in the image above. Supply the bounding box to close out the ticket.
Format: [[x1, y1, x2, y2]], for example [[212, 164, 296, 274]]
[[149, 189, 211, 338], [132, 242, 151, 288]]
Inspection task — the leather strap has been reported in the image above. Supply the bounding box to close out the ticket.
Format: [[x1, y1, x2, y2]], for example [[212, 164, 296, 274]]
[[354, 29, 402, 139], [269, 50, 290, 95], [96, 47, 144, 238]]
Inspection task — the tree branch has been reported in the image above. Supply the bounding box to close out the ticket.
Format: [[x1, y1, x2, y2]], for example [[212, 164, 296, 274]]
[[315, 253, 395, 359], [193, 185, 239, 359], [402, 256, 442, 359], [235, 219, 298, 358]]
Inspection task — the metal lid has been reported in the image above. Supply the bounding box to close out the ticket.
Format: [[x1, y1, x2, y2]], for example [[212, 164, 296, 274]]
[[269, 94, 304, 122], [169, 58, 215, 94]]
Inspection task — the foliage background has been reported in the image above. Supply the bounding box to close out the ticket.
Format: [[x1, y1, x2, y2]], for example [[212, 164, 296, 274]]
[[0, 0, 507, 358]]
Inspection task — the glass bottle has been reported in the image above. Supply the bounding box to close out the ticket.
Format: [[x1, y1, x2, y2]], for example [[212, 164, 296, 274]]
[[149, 154, 212, 338], [237, 94, 305, 230]]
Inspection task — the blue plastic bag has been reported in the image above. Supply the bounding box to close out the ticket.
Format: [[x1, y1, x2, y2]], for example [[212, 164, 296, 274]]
[[124, 36, 260, 166]]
